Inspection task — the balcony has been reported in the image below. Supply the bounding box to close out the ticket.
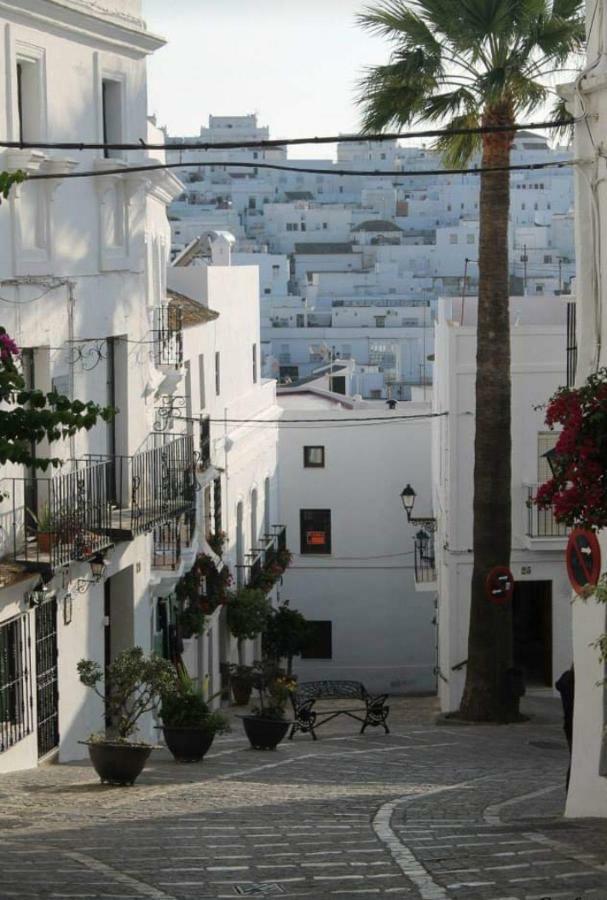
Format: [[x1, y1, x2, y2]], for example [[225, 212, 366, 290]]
[[413, 530, 437, 591], [153, 305, 183, 368], [0, 459, 114, 573], [87, 433, 197, 540], [237, 525, 288, 588], [152, 507, 196, 571], [524, 484, 568, 549]]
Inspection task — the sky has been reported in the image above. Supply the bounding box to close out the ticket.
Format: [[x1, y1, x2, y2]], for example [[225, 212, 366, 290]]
[[142, 0, 391, 158]]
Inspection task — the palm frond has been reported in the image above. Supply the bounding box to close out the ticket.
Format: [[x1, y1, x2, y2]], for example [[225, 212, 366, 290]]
[[433, 113, 483, 166], [548, 95, 575, 143]]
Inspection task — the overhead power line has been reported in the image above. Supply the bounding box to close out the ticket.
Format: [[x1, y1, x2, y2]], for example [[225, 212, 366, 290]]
[[0, 117, 577, 153], [27, 158, 574, 184], [207, 412, 447, 424]]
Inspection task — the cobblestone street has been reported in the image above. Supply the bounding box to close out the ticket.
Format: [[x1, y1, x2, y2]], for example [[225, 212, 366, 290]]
[[1, 695, 606, 900]]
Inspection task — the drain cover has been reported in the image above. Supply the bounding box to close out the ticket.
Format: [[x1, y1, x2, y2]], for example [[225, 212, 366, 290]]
[[528, 740, 568, 751], [234, 885, 285, 896]]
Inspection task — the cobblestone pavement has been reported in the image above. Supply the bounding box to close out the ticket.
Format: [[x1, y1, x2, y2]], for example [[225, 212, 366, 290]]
[[1, 694, 606, 900]]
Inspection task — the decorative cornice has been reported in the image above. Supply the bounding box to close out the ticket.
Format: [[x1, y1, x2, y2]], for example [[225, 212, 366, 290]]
[[0, 0, 166, 56]]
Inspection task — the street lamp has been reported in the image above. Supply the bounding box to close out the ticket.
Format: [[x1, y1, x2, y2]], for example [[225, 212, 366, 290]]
[[76, 553, 109, 593], [400, 483, 437, 531], [542, 447, 563, 478]]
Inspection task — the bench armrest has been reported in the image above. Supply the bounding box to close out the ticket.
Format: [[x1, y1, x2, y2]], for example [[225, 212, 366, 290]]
[[365, 694, 388, 708]]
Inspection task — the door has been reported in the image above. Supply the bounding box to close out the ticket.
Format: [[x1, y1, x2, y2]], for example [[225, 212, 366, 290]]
[[512, 581, 552, 686], [35, 597, 59, 758]]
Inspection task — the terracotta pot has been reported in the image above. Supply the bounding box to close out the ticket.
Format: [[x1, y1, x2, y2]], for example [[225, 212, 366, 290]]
[[162, 726, 215, 763], [85, 741, 152, 785], [37, 532, 56, 554], [241, 715, 289, 751]]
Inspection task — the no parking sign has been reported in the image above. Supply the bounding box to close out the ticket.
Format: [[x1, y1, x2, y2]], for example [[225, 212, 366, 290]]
[[566, 529, 601, 593], [485, 566, 514, 604]]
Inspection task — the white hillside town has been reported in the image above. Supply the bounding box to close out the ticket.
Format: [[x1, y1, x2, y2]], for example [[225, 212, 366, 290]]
[[1, 2, 607, 898]]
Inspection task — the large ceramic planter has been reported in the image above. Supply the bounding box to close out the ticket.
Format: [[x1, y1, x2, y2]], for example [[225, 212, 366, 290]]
[[85, 741, 152, 785], [162, 726, 215, 763], [241, 715, 289, 750], [231, 677, 252, 706]]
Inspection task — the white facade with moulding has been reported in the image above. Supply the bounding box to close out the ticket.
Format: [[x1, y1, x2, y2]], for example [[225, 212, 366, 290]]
[[556, 0, 607, 818], [0, 0, 189, 773], [432, 295, 573, 714], [276, 388, 436, 695]]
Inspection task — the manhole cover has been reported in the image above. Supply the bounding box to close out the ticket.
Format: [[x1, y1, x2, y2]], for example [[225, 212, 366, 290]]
[[528, 740, 568, 751], [234, 885, 285, 896]]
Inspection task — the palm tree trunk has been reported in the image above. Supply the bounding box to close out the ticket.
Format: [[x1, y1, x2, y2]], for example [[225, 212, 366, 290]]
[[459, 101, 515, 722]]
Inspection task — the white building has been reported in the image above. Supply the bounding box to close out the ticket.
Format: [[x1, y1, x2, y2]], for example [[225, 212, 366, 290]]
[[277, 388, 436, 695], [558, 0, 607, 818], [0, 5, 280, 775], [432, 295, 573, 712]]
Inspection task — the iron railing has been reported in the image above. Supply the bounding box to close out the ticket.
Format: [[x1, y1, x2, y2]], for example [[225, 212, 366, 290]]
[[0, 613, 33, 754], [0, 459, 114, 571], [35, 597, 58, 758], [153, 305, 183, 368], [237, 526, 288, 586], [526, 485, 569, 538], [152, 507, 196, 570], [414, 533, 437, 584], [87, 433, 197, 536], [566, 301, 577, 388]]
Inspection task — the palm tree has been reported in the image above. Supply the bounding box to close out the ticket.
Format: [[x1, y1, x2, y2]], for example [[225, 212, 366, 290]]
[[357, 0, 583, 721]]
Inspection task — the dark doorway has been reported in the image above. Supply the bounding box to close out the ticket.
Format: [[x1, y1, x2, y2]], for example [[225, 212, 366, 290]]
[[512, 580, 552, 686]]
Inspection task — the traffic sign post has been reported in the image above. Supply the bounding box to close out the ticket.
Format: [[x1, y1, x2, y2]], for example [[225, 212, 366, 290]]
[[485, 566, 514, 605], [566, 529, 601, 593]]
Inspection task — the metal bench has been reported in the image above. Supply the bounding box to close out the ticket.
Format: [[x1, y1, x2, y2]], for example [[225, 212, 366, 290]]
[[289, 679, 390, 740]]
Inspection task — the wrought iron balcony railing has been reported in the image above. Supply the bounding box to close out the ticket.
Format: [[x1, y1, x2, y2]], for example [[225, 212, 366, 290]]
[[526, 485, 568, 539], [153, 305, 183, 368], [414, 532, 437, 585], [0, 459, 114, 572], [236, 526, 288, 587], [86, 433, 197, 539], [152, 507, 196, 571]]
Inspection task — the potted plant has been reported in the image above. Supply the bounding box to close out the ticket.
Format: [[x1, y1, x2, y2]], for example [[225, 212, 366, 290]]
[[227, 588, 272, 703], [263, 600, 310, 675], [28, 504, 55, 553], [160, 669, 229, 762], [240, 662, 296, 750], [77, 647, 175, 785], [227, 663, 256, 706], [207, 530, 227, 557]]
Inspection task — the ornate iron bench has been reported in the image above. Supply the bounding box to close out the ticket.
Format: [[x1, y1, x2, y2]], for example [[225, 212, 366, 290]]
[[289, 679, 390, 740]]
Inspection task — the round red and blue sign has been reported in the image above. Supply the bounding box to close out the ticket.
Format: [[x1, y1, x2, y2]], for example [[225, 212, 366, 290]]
[[566, 529, 601, 593], [485, 566, 514, 604]]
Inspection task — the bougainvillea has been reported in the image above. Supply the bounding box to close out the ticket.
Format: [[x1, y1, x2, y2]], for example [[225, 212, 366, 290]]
[[176, 553, 233, 637], [534, 369, 607, 529], [0, 326, 114, 473]]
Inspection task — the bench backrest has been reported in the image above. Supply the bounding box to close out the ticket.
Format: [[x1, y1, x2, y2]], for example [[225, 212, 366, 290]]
[[293, 680, 367, 703]]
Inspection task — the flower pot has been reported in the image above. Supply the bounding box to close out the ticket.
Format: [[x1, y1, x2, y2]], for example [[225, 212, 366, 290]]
[[241, 715, 289, 750], [85, 741, 152, 786], [231, 677, 253, 706], [162, 726, 215, 763], [37, 532, 56, 554]]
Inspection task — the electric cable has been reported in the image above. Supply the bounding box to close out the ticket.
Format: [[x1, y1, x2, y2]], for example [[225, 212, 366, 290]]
[[25, 158, 575, 183], [0, 117, 580, 154]]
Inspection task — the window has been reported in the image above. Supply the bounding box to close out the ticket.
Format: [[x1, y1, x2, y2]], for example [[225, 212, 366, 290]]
[[538, 432, 559, 482], [264, 288, 271, 294], [16, 58, 42, 143], [466, 234, 475, 245], [272, 265, 280, 275], [304, 446, 325, 468], [301, 621, 332, 659], [213, 477, 222, 534], [215, 351, 220, 395], [102, 78, 123, 159], [198, 353, 205, 409], [544, 254, 553, 264], [322, 222, 328, 230], [449, 234, 458, 244], [374, 316, 386, 328], [300, 509, 331, 554], [252, 343, 258, 383]]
